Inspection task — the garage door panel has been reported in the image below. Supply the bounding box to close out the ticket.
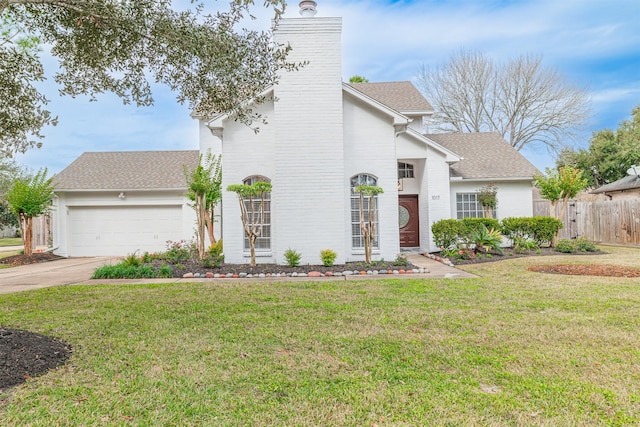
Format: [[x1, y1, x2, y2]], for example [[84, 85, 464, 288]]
[[68, 206, 184, 256]]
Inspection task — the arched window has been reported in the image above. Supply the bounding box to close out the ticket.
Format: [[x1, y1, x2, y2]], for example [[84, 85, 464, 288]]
[[242, 175, 271, 251], [350, 173, 379, 249]]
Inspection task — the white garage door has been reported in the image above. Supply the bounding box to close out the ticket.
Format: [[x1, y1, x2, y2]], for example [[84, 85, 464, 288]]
[[68, 205, 184, 256]]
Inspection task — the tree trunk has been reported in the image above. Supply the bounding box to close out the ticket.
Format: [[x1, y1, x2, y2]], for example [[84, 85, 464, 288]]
[[23, 215, 33, 256], [205, 208, 216, 245], [249, 236, 256, 267]]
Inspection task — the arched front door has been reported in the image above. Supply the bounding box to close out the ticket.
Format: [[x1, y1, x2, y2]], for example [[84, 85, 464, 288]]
[[399, 195, 420, 247]]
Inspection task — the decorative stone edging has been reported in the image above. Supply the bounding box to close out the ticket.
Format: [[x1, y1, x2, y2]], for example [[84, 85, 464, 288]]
[[423, 253, 456, 267], [182, 267, 429, 279]]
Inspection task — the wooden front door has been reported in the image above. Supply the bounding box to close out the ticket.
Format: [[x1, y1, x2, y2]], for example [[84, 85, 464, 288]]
[[399, 195, 420, 247]]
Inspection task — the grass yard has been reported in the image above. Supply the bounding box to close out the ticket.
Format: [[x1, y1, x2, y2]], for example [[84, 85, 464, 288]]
[[0, 238, 22, 247], [0, 246, 639, 426]]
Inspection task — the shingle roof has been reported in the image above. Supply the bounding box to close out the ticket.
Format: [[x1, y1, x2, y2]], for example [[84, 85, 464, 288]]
[[348, 82, 433, 113], [591, 174, 640, 194], [426, 132, 540, 180], [53, 150, 200, 190]]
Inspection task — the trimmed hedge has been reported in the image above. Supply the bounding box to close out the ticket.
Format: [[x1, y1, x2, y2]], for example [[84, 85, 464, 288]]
[[501, 216, 563, 247]]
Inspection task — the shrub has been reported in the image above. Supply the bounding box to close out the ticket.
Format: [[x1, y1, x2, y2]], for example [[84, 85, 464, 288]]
[[392, 253, 410, 266], [555, 239, 576, 253], [208, 239, 223, 258], [461, 217, 501, 234], [163, 240, 193, 263], [575, 236, 597, 252], [470, 225, 503, 255], [513, 236, 539, 253], [203, 240, 224, 268], [284, 248, 301, 267], [92, 263, 158, 279], [320, 249, 337, 267], [431, 219, 465, 250], [501, 216, 563, 247], [157, 264, 173, 278], [122, 251, 142, 267]]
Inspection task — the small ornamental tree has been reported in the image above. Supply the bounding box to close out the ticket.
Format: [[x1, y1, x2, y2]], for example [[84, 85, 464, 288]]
[[477, 183, 498, 218], [184, 152, 222, 259], [354, 185, 384, 264], [5, 168, 54, 255], [227, 180, 271, 267], [534, 166, 587, 245]]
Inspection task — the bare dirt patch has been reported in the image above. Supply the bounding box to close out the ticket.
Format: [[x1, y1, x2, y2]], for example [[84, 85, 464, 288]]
[[528, 264, 640, 277], [0, 328, 72, 393]]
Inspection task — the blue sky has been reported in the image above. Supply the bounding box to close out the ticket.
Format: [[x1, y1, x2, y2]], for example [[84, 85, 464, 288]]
[[15, 0, 640, 174]]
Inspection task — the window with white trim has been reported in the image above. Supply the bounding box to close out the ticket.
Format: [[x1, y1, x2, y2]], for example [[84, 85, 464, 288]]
[[350, 173, 379, 249], [242, 175, 271, 251], [456, 193, 496, 219], [397, 162, 414, 179]]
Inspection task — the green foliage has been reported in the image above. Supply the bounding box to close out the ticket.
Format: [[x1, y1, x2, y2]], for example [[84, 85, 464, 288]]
[[575, 236, 597, 252], [557, 105, 640, 187], [555, 239, 577, 253], [502, 216, 563, 247], [354, 185, 384, 196], [461, 217, 501, 235], [392, 253, 410, 266], [162, 240, 193, 264], [284, 248, 301, 267], [92, 263, 159, 279], [470, 225, 504, 255], [534, 166, 588, 220], [208, 240, 223, 259], [5, 168, 54, 218], [202, 240, 224, 268], [320, 249, 337, 267], [513, 236, 539, 253], [431, 219, 465, 250], [477, 183, 498, 217], [1, 1, 295, 155], [349, 75, 369, 83], [122, 252, 142, 267]]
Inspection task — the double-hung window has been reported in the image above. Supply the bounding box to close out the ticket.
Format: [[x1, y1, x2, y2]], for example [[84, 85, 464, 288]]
[[350, 173, 379, 249]]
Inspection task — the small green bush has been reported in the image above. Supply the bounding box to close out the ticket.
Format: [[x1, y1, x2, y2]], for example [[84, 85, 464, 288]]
[[92, 263, 158, 279], [501, 216, 563, 247], [203, 240, 224, 268], [320, 249, 337, 267], [513, 236, 539, 253], [163, 240, 193, 263], [575, 236, 597, 252], [470, 225, 503, 255], [555, 239, 576, 253], [461, 217, 501, 235], [284, 248, 302, 267], [431, 219, 464, 249], [122, 251, 142, 267], [157, 264, 173, 278], [392, 253, 410, 266]]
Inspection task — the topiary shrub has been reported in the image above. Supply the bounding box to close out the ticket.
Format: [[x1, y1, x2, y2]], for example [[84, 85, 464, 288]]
[[529, 216, 563, 247]]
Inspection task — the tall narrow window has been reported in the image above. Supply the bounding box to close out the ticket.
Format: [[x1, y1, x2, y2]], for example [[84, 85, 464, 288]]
[[350, 174, 379, 249], [242, 175, 271, 251]]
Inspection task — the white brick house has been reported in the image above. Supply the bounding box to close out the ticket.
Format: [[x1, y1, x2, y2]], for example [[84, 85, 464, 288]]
[[51, 2, 538, 261]]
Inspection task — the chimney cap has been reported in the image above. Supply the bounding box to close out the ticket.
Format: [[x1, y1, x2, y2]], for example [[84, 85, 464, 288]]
[[299, 1, 317, 17]]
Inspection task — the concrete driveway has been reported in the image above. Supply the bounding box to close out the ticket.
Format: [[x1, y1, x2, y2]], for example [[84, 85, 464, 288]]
[[0, 257, 119, 294]]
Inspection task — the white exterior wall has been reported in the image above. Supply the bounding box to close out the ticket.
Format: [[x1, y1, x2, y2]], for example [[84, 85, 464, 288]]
[[270, 17, 346, 265], [53, 190, 194, 257], [343, 95, 400, 262], [198, 120, 222, 155], [425, 147, 453, 252], [220, 101, 276, 264], [449, 180, 534, 219]]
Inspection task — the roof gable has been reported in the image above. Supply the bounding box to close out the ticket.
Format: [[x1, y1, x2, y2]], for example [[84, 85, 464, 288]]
[[54, 150, 200, 191], [426, 132, 540, 180]]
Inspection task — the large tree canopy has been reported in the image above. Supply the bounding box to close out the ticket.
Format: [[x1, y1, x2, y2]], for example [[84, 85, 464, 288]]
[[417, 49, 590, 152], [0, 0, 294, 156], [557, 104, 640, 188]]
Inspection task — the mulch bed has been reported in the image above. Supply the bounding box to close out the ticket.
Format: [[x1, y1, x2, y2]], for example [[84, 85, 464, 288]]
[[0, 328, 72, 393], [528, 264, 640, 277], [0, 252, 62, 267]]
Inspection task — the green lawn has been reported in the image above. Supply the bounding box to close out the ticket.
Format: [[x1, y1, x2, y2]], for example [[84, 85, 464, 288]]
[[1, 246, 639, 426], [0, 238, 22, 247]]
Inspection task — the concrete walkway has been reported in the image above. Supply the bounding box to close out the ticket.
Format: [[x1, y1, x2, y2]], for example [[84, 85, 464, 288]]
[[0, 253, 476, 295]]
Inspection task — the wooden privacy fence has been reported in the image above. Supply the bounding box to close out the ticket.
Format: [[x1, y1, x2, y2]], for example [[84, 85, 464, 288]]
[[533, 199, 640, 246]]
